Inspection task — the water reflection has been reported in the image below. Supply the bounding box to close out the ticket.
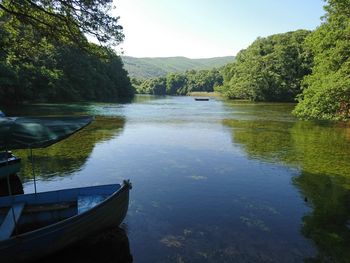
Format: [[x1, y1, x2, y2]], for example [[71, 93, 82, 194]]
[[296, 171, 350, 263], [224, 118, 350, 175], [4, 98, 350, 262], [131, 94, 167, 104], [14, 116, 125, 182], [35, 227, 133, 263], [2, 103, 92, 117], [224, 117, 350, 262]]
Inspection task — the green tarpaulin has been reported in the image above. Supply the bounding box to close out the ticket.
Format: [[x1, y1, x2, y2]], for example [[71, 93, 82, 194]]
[[0, 116, 93, 150]]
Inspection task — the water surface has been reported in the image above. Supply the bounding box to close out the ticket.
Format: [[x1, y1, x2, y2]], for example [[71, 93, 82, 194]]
[[6, 96, 350, 263]]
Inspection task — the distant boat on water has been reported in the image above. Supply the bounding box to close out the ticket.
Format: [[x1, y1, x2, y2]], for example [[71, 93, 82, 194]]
[[194, 98, 209, 101]]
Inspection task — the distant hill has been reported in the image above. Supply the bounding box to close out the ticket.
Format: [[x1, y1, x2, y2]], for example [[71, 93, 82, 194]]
[[122, 56, 235, 79]]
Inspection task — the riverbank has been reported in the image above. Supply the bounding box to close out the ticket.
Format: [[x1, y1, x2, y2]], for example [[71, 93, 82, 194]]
[[187, 91, 221, 97]]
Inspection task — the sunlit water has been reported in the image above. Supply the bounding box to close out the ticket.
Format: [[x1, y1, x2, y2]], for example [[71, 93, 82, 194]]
[[5, 96, 350, 263]]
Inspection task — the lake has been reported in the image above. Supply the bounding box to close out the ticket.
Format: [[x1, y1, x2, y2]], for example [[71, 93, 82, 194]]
[[5, 95, 350, 263]]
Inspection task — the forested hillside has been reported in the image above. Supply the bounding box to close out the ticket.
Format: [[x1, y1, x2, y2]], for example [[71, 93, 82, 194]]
[[122, 56, 235, 79], [0, 0, 134, 105]]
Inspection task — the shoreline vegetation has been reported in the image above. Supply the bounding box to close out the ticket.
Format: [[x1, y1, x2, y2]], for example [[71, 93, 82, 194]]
[[0, 0, 134, 106], [132, 0, 349, 121], [0, 0, 349, 121]]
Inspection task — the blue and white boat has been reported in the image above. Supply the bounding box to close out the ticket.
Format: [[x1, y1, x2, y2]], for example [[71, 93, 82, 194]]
[[0, 182, 131, 263]]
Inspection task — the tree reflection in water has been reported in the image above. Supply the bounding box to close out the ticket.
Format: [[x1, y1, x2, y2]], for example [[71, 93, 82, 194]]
[[13, 116, 125, 182], [224, 118, 350, 262]]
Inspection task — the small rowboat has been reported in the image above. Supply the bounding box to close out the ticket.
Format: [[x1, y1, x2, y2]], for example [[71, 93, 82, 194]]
[[194, 98, 209, 101], [0, 182, 131, 263]]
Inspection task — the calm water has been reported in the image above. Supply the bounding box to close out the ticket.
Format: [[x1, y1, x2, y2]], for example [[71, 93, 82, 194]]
[[5, 96, 350, 263]]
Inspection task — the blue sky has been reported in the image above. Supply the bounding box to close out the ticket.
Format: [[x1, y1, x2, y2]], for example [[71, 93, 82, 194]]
[[114, 0, 325, 58]]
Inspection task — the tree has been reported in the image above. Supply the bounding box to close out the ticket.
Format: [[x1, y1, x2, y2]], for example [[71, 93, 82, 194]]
[[135, 69, 222, 96], [0, 13, 133, 104], [166, 73, 187, 95], [293, 0, 350, 120], [0, 0, 124, 47], [151, 78, 167, 95], [219, 30, 312, 102], [185, 69, 223, 94]]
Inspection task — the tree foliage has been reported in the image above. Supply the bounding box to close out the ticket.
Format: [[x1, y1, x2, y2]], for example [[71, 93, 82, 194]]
[[137, 78, 167, 95], [0, 4, 134, 104], [136, 69, 223, 96], [293, 0, 350, 120], [219, 0, 350, 121], [0, 0, 124, 47], [219, 30, 312, 102]]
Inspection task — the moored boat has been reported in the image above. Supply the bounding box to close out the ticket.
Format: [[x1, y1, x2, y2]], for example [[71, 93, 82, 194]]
[[0, 182, 131, 262]]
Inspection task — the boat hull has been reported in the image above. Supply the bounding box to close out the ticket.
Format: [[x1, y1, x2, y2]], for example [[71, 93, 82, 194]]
[[0, 184, 130, 262], [0, 152, 21, 179]]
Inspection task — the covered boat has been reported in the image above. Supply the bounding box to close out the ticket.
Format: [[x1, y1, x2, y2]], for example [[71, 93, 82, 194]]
[[0, 115, 131, 262], [0, 116, 93, 150], [0, 116, 93, 180]]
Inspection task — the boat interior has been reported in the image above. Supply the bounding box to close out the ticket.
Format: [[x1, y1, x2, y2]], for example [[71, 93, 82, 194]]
[[0, 184, 120, 241]]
